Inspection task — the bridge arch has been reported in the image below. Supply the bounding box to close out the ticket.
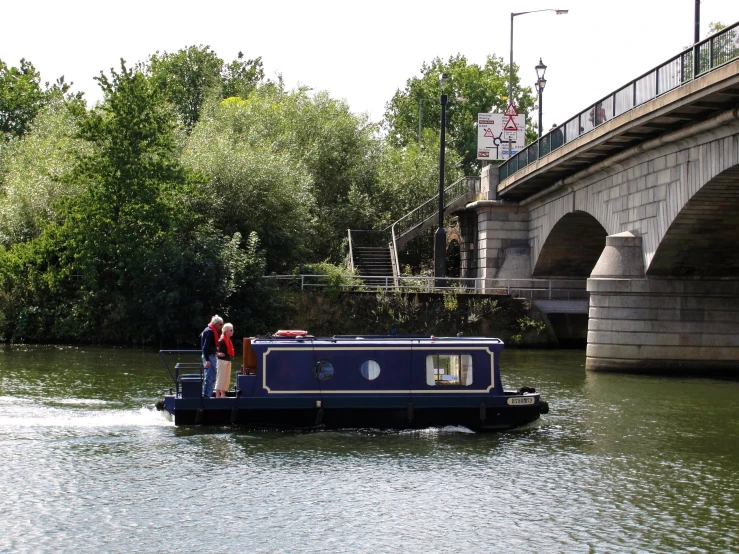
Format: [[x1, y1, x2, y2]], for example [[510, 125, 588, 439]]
[[532, 211, 607, 277], [526, 117, 739, 279], [648, 163, 739, 277]]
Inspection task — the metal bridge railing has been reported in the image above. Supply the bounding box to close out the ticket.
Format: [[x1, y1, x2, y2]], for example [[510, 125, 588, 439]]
[[263, 274, 588, 299], [499, 21, 739, 182]]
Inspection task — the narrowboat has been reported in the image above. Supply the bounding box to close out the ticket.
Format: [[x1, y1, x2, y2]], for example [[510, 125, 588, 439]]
[[156, 332, 548, 431]]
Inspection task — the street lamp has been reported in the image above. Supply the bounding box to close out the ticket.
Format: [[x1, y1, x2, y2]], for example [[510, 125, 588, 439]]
[[434, 73, 448, 283], [535, 58, 547, 139], [508, 8, 568, 156]]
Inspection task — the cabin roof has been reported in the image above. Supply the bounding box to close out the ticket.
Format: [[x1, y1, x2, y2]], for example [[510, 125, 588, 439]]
[[250, 335, 504, 346]]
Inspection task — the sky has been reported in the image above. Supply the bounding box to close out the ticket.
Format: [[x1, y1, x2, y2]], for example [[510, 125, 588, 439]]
[[2, 0, 738, 131]]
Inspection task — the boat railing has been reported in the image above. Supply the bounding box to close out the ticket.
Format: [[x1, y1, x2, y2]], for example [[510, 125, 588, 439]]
[[263, 274, 587, 299], [159, 349, 202, 393]]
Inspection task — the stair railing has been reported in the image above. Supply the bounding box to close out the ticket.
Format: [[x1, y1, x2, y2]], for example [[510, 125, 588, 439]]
[[390, 223, 400, 282], [346, 229, 393, 275], [347, 228, 355, 271], [386, 176, 479, 276]]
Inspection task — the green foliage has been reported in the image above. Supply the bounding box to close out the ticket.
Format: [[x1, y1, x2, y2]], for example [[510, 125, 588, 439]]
[[0, 58, 45, 142], [0, 45, 560, 345], [384, 54, 536, 175], [222, 51, 265, 99], [0, 97, 89, 245], [148, 45, 264, 131], [443, 291, 458, 311], [185, 86, 382, 265], [292, 262, 361, 297], [0, 59, 83, 143], [510, 316, 548, 345], [182, 94, 314, 272], [0, 60, 271, 344], [374, 130, 463, 226]]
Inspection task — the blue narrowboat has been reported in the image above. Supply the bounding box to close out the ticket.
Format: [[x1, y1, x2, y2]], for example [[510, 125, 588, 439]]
[[156, 332, 548, 431]]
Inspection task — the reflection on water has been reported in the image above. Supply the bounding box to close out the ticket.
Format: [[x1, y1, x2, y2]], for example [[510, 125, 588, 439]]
[[0, 345, 737, 553]]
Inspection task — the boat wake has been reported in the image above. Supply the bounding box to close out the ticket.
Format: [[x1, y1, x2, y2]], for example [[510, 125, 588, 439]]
[[0, 404, 174, 429], [404, 425, 476, 435]]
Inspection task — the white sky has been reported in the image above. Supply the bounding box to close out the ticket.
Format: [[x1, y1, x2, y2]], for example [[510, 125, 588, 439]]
[[2, 0, 738, 131]]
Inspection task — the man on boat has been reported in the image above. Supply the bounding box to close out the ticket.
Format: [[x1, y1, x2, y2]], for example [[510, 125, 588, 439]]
[[201, 315, 223, 398]]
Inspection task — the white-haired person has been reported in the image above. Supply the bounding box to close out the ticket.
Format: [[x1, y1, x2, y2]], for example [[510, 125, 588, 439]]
[[200, 315, 223, 398], [214, 323, 235, 398]]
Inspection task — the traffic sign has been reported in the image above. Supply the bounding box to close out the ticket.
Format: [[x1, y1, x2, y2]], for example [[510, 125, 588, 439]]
[[504, 103, 518, 117], [477, 112, 526, 160], [503, 116, 518, 131]]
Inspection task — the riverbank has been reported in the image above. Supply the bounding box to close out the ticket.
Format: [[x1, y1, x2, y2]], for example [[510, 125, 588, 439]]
[[273, 290, 559, 346]]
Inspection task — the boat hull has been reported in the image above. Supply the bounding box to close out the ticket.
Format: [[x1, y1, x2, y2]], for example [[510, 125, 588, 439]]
[[164, 395, 543, 431]]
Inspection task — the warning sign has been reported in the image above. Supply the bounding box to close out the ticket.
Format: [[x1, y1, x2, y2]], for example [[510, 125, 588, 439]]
[[476, 112, 526, 160], [504, 103, 519, 116]]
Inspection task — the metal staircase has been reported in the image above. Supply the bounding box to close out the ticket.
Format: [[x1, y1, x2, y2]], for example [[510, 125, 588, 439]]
[[347, 176, 480, 278], [353, 246, 394, 286]]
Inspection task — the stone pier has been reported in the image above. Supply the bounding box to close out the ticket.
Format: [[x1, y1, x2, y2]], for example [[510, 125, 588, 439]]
[[469, 165, 533, 284], [586, 232, 739, 375]]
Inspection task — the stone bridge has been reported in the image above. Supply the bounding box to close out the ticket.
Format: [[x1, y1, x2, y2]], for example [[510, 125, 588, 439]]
[[453, 54, 739, 375]]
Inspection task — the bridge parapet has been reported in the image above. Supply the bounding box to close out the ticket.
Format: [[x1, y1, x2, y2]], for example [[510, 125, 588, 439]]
[[498, 21, 739, 202]]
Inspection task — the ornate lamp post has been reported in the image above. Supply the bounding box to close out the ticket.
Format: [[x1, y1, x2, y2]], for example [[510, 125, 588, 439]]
[[508, 9, 568, 156], [434, 73, 448, 284], [535, 59, 547, 139]]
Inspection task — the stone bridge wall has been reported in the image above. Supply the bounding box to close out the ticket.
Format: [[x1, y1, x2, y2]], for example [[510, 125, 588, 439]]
[[527, 111, 739, 275]]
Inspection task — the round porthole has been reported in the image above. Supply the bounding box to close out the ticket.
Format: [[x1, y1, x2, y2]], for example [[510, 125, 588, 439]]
[[360, 359, 381, 380], [314, 360, 334, 381]]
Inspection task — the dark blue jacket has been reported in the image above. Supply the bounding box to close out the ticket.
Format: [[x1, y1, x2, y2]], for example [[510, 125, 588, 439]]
[[201, 326, 218, 359]]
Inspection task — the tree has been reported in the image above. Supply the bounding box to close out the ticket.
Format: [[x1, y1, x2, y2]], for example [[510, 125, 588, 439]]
[[148, 45, 223, 131], [0, 96, 89, 246], [384, 54, 537, 175], [0, 59, 82, 143], [185, 84, 382, 266], [375, 129, 463, 227], [0, 58, 45, 142], [182, 94, 315, 272], [222, 51, 264, 99], [148, 45, 264, 131]]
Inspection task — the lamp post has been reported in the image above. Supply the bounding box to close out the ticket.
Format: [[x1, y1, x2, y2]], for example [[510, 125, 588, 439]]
[[434, 73, 448, 284], [508, 8, 568, 156], [535, 58, 547, 139]]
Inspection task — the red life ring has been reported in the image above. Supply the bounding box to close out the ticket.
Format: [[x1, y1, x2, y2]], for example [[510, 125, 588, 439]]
[[275, 330, 308, 337]]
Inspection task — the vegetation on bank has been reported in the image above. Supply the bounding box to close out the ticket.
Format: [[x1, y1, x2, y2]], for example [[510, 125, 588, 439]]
[[0, 47, 538, 345], [271, 289, 556, 347]]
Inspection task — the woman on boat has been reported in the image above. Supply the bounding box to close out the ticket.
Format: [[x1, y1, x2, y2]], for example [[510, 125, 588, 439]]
[[214, 323, 235, 398]]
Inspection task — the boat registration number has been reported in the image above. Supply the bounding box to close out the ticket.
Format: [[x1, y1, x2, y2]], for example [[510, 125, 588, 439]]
[[507, 397, 535, 405]]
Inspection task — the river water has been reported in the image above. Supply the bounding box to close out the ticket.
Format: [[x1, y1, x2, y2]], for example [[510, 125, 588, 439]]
[[0, 345, 737, 553]]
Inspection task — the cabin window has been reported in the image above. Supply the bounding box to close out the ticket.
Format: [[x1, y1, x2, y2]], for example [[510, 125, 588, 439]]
[[425, 354, 473, 386], [360, 359, 381, 380], [314, 360, 334, 381]]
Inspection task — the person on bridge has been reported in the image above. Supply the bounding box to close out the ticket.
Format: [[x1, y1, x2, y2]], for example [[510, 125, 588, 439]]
[[200, 315, 223, 398], [550, 123, 564, 150]]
